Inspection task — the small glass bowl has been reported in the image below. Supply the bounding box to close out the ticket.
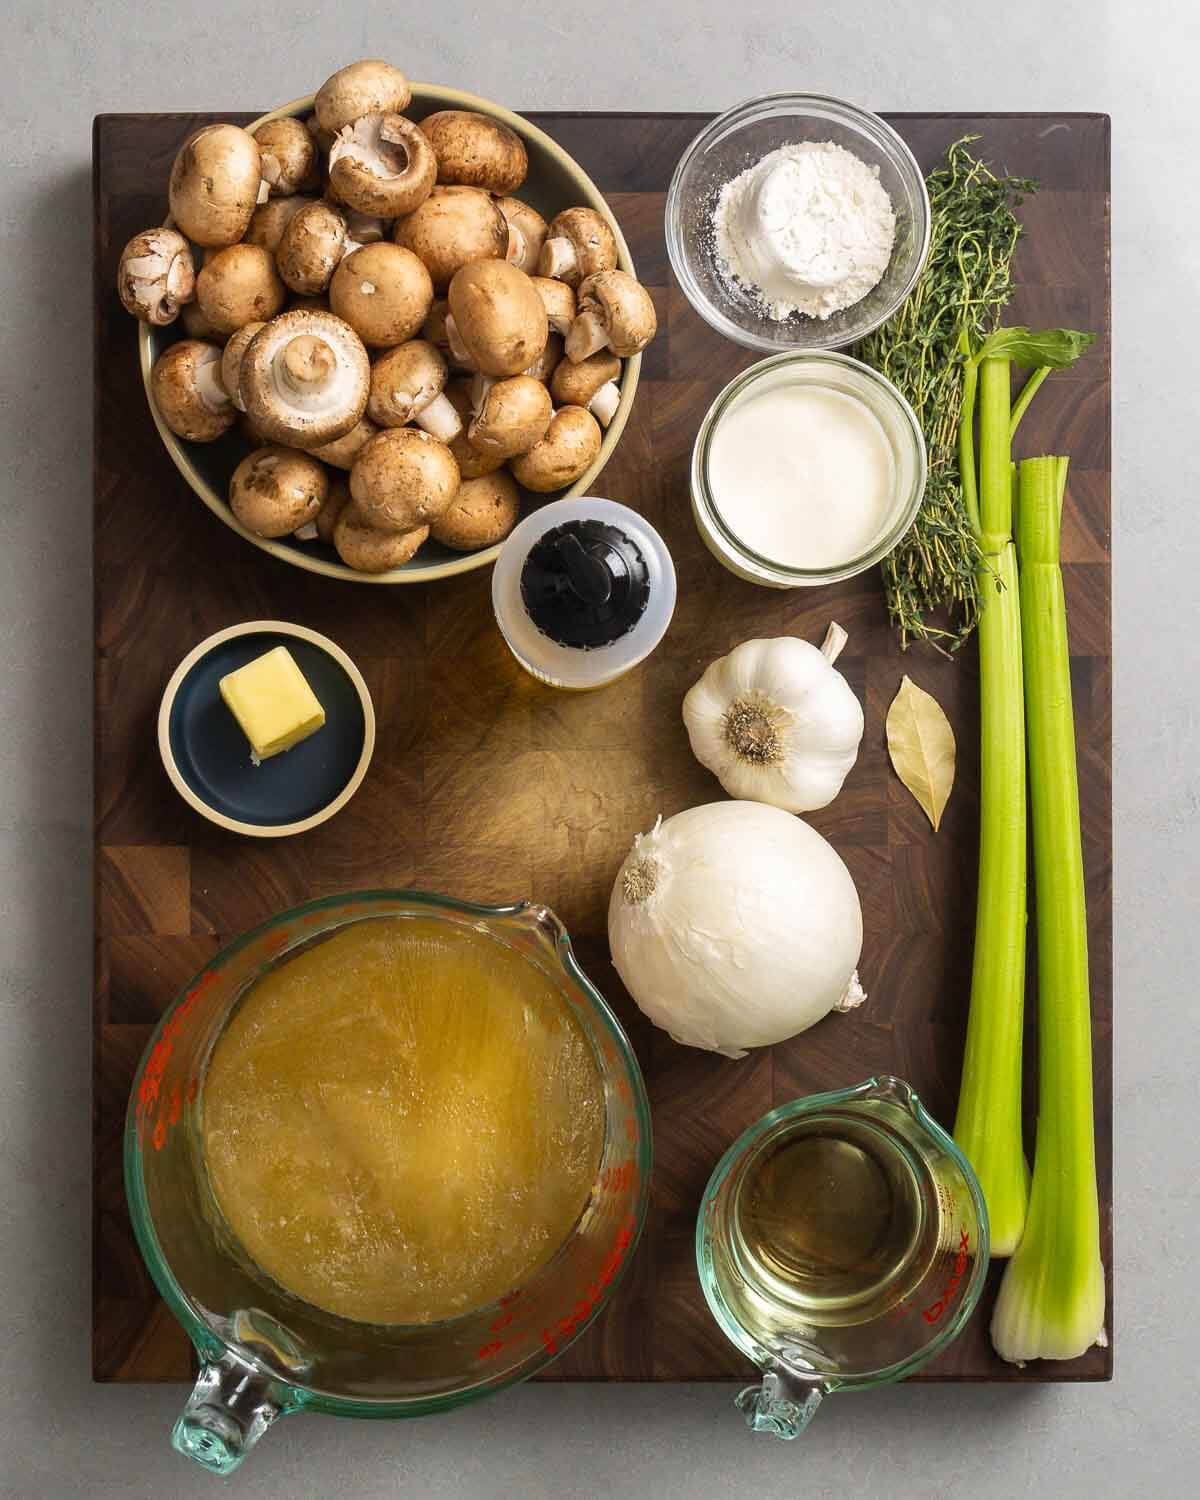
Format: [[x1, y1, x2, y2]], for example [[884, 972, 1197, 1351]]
[[666, 94, 930, 352], [691, 351, 927, 588]]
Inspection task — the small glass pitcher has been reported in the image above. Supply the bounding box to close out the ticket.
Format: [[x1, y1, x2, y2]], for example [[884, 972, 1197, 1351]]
[[124, 891, 651, 1475], [697, 1076, 988, 1438]]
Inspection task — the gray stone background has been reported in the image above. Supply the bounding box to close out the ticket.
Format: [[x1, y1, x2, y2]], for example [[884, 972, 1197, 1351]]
[[2, 0, 1195, 1494]]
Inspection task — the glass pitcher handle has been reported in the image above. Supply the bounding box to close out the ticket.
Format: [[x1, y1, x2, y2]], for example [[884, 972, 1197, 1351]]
[[173, 1351, 297, 1474], [735, 1369, 824, 1440]]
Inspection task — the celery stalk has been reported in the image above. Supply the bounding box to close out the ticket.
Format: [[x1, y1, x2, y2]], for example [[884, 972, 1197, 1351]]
[[952, 356, 1030, 1255], [991, 456, 1105, 1361]]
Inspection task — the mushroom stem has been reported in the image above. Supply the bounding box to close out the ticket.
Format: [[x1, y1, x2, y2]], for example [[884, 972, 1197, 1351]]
[[415, 392, 464, 443], [444, 315, 475, 370], [281, 335, 336, 392], [588, 380, 621, 427], [294, 520, 320, 541], [195, 354, 232, 412], [565, 307, 608, 363], [540, 237, 576, 281]]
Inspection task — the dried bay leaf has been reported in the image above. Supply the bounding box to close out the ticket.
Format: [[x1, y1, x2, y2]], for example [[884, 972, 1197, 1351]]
[[886, 676, 956, 831]]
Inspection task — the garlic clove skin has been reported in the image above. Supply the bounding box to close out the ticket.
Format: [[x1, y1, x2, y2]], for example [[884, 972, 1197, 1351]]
[[682, 634, 864, 814]]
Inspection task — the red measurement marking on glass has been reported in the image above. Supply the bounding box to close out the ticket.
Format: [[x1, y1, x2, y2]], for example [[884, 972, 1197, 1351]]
[[137, 968, 218, 1148], [922, 1228, 972, 1325], [539, 1213, 636, 1356]]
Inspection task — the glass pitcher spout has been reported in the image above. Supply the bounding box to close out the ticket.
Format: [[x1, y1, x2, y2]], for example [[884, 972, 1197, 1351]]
[[735, 1367, 824, 1440], [173, 1350, 299, 1475]]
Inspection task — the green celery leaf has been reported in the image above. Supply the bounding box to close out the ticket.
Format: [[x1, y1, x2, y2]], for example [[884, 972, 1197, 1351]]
[[974, 326, 1096, 368]]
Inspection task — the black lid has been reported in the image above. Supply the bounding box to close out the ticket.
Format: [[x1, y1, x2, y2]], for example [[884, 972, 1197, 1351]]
[[520, 518, 651, 650]]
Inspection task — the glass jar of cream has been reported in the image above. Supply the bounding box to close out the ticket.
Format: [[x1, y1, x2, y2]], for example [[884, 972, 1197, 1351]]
[[690, 351, 926, 588]]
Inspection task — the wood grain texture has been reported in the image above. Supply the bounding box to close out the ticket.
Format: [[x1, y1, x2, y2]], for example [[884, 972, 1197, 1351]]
[[93, 111, 1111, 1384]]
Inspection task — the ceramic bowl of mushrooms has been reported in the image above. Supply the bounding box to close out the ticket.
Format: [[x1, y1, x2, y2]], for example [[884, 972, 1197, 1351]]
[[122, 60, 658, 582]]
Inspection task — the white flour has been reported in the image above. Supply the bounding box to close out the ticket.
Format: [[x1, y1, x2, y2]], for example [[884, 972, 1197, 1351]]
[[714, 141, 896, 321]]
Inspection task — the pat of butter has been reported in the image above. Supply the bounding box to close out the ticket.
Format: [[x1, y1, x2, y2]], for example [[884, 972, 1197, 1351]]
[[219, 646, 326, 764]]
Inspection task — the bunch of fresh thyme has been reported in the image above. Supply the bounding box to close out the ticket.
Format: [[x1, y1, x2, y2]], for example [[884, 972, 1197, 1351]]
[[858, 138, 1034, 651]]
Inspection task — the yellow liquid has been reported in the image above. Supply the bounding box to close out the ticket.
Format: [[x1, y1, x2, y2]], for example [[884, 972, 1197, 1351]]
[[201, 917, 605, 1325]]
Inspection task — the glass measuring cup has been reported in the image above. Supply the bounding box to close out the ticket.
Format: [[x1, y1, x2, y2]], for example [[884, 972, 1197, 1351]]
[[124, 891, 651, 1475], [697, 1077, 988, 1438]]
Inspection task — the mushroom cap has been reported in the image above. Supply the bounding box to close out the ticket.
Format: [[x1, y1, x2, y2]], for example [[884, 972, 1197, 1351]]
[[497, 197, 548, 276], [431, 470, 520, 551], [240, 309, 370, 448], [538, 207, 618, 286], [180, 300, 230, 344], [447, 260, 548, 378], [368, 339, 448, 427], [117, 228, 195, 326], [329, 114, 436, 219], [151, 340, 237, 443], [195, 244, 287, 335], [254, 116, 319, 196], [444, 379, 506, 479], [508, 405, 602, 492], [315, 475, 352, 545], [468, 375, 552, 461], [309, 413, 380, 469], [220, 321, 267, 409], [244, 195, 314, 254], [350, 427, 460, 532], [550, 349, 621, 406], [229, 445, 329, 538], [275, 200, 348, 295], [315, 60, 412, 136], [393, 186, 507, 293], [573, 270, 657, 358], [334, 504, 429, 572], [419, 110, 528, 195], [329, 243, 433, 349], [530, 275, 576, 337], [523, 332, 563, 385], [168, 124, 263, 248]]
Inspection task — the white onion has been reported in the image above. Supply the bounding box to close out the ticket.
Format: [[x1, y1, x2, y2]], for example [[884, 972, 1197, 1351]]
[[607, 801, 865, 1058]]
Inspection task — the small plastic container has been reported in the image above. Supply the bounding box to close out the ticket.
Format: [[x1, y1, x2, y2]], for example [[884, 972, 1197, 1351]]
[[492, 498, 676, 690]]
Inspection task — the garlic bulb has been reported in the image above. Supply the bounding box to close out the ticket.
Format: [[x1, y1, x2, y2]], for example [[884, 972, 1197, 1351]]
[[608, 801, 866, 1058], [682, 623, 864, 813]]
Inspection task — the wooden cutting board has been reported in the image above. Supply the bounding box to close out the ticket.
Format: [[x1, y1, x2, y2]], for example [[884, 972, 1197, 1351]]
[[92, 111, 1112, 1383]]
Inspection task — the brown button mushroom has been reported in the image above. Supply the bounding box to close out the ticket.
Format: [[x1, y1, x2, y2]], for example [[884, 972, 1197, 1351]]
[[239, 309, 370, 448], [314, 475, 352, 544], [117, 228, 195, 326], [276, 200, 348, 296], [169, 124, 264, 248], [334, 505, 429, 573], [367, 340, 462, 441], [509, 406, 602, 493], [220, 321, 267, 409], [446, 260, 548, 378], [315, 60, 412, 137], [443, 379, 506, 479], [431, 471, 521, 552], [537, 207, 618, 288], [150, 340, 237, 443], [309, 414, 380, 469], [393, 186, 507, 293], [419, 110, 527, 195], [550, 350, 622, 427], [254, 116, 319, 197], [329, 243, 433, 349], [350, 427, 459, 532], [530, 276, 576, 338], [195, 245, 287, 335], [566, 270, 657, 362], [497, 197, 547, 275], [229, 445, 329, 538], [180, 300, 230, 344], [329, 114, 436, 219], [468, 375, 552, 461], [244, 195, 313, 254], [523, 332, 563, 384]]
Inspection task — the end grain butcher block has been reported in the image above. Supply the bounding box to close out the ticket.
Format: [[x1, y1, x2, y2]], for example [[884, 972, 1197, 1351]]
[[93, 111, 1111, 1383]]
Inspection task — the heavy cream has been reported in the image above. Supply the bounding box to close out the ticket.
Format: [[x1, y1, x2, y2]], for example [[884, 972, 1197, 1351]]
[[706, 383, 895, 570]]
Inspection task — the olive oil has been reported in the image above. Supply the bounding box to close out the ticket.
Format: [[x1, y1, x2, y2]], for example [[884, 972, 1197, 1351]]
[[731, 1115, 939, 1329]]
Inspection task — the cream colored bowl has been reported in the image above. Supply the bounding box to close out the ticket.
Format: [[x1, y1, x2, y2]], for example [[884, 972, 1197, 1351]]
[[139, 86, 642, 584]]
